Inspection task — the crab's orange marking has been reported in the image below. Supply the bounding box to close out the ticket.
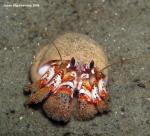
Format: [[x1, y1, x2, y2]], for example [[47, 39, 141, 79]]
[[56, 86, 73, 96]]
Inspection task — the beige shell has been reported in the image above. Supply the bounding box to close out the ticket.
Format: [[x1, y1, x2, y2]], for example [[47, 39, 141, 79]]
[[31, 33, 108, 82]]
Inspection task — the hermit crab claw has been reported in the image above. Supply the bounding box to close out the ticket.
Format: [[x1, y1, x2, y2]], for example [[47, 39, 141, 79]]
[[43, 85, 74, 122], [94, 98, 109, 113], [77, 97, 98, 121], [26, 69, 64, 105], [77, 88, 97, 120]]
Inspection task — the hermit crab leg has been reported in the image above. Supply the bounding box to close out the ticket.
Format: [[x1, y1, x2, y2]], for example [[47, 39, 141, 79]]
[[77, 61, 98, 120], [77, 79, 98, 120], [77, 60, 109, 118], [90, 70, 109, 112], [26, 70, 64, 105], [93, 66, 109, 102], [91, 85, 108, 113], [98, 78, 109, 101], [24, 62, 58, 93], [42, 59, 77, 122]]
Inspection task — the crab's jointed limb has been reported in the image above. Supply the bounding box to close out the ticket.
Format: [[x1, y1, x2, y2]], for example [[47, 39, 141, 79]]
[[43, 81, 75, 122], [91, 71, 110, 112], [98, 78, 110, 101], [24, 61, 59, 93], [26, 70, 64, 104], [77, 61, 110, 120], [91, 84, 109, 113], [77, 79, 98, 120], [77, 61, 97, 120], [26, 58, 77, 122], [43, 68, 77, 122]]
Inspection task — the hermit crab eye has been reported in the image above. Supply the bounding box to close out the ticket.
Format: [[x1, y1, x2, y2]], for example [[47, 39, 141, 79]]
[[70, 57, 75, 67], [67, 57, 76, 68], [89, 60, 94, 69]]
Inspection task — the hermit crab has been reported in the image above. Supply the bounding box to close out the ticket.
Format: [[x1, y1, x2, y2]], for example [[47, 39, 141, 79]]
[[24, 33, 110, 122]]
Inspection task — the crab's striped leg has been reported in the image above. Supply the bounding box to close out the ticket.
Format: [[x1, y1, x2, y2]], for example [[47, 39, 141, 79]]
[[77, 79, 97, 120], [26, 70, 64, 104], [24, 63, 59, 93], [91, 85, 108, 112], [98, 78, 109, 101], [41, 58, 77, 122], [89, 68, 109, 111]]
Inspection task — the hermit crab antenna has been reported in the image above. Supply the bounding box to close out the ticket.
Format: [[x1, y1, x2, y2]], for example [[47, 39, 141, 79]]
[[99, 55, 150, 72], [52, 42, 63, 64], [42, 30, 63, 65]]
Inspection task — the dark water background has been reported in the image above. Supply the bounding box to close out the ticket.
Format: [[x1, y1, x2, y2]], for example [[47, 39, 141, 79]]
[[0, 0, 150, 136]]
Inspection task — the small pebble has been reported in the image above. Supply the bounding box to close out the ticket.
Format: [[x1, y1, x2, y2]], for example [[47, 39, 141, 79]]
[[146, 119, 150, 125], [4, 47, 7, 50], [10, 109, 15, 114], [120, 107, 125, 112], [94, 10, 98, 14], [114, 12, 118, 16], [137, 83, 145, 88], [26, 124, 30, 129], [19, 116, 23, 120], [121, 27, 126, 31], [145, 98, 150, 101], [5, 112, 9, 115], [44, 27, 47, 31]]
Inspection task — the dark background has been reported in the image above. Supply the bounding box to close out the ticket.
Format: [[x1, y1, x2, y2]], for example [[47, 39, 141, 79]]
[[0, 0, 150, 136]]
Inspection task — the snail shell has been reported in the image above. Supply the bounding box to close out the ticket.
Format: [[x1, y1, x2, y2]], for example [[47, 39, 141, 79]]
[[31, 33, 108, 82]]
